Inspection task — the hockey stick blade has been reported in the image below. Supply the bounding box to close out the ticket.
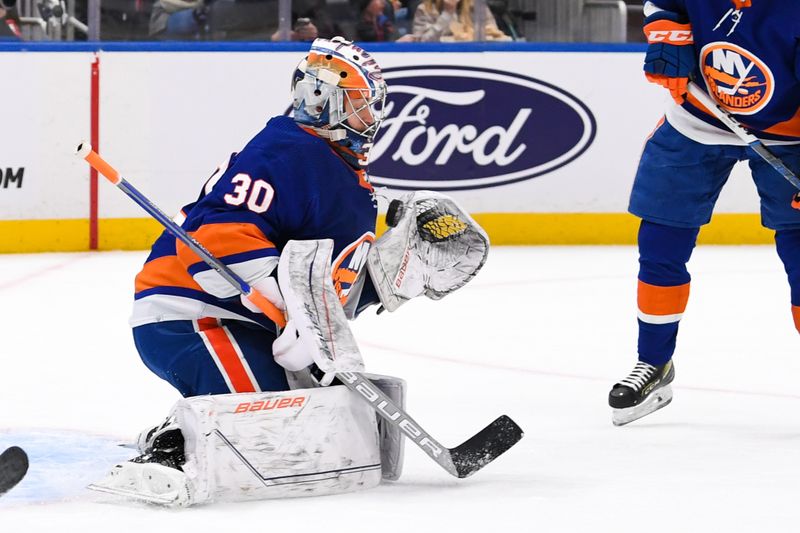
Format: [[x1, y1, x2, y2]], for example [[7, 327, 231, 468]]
[[449, 415, 523, 478], [0, 446, 29, 496], [339, 371, 524, 478]]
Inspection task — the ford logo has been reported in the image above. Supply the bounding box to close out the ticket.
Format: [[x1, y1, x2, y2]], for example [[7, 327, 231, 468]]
[[370, 66, 596, 190]]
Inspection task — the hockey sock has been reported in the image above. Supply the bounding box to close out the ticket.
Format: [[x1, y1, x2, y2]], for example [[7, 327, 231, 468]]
[[636, 220, 699, 366], [775, 229, 800, 333]]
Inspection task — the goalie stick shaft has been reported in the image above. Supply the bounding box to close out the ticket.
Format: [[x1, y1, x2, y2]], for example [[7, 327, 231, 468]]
[[75, 142, 287, 328], [75, 142, 523, 478], [686, 82, 800, 193]]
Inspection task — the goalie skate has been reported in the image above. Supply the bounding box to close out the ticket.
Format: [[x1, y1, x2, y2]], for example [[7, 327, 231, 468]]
[[89, 461, 192, 506], [89, 422, 191, 506], [609, 360, 674, 426]]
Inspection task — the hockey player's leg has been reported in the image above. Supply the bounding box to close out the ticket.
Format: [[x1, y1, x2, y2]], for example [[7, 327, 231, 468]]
[[91, 385, 383, 506], [775, 229, 800, 335], [616, 120, 737, 425], [609, 220, 698, 426], [133, 318, 288, 397]]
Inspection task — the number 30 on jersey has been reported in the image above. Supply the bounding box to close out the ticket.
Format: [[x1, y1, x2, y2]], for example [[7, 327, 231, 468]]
[[223, 173, 275, 214]]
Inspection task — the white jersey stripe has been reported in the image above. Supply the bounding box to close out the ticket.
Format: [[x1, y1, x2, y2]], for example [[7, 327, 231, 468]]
[[638, 311, 683, 325]]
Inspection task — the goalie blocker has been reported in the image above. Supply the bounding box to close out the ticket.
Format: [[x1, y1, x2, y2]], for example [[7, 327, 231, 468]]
[[90, 376, 405, 506]]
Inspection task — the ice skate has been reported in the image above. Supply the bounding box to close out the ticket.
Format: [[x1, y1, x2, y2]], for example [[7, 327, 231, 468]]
[[89, 424, 191, 506], [609, 360, 674, 426]]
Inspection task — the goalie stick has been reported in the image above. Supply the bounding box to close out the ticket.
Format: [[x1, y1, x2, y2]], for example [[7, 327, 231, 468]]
[[686, 82, 800, 203], [75, 142, 286, 328], [76, 143, 523, 478], [340, 371, 522, 478], [0, 446, 29, 496]]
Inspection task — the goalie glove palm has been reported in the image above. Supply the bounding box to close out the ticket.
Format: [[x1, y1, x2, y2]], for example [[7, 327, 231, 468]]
[[367, 191, 489, 312]]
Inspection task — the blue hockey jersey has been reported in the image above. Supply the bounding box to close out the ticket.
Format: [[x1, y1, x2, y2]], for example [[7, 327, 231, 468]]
[[649, 0, 800, 141], [130, 116, 378, 331]]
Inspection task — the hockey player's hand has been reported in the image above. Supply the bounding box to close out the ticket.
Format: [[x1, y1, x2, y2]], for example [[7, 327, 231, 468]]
[[642, 13, 696, 104], [240, 276, 286, 314], [272, 320, 314, 372]]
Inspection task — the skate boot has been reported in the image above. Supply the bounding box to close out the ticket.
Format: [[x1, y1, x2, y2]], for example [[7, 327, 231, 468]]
[[89, 421, 191, 506], [609, 360, 674, 426], [132, 425, 185, 470], [135, 415, 179, 454]]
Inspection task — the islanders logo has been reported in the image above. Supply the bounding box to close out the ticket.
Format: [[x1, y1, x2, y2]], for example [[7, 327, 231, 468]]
[[700, 42, 774, 115], [331, 232, 374, 305]]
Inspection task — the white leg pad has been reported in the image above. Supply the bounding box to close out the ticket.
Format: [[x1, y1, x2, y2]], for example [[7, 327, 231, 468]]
[[363, 373, 407, 481], [92, 385, 382, 506], [187, 385, 381, 503]]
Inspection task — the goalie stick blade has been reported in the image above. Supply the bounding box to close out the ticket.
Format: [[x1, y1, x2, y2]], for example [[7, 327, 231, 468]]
[[449, 416, 523, 479], [0, 446, 29, 496]]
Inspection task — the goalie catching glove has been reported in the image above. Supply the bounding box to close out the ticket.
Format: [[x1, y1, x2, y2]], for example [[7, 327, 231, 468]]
[[367, 191, 489, 312]]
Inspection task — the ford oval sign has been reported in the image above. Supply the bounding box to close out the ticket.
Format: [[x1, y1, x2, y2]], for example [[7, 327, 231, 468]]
[[370, 66, 596, 190]]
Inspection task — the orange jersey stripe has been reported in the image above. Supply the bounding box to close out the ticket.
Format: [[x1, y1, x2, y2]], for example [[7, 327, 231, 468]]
[[135, 254, 203, 293], [199, 320, 257, 393], [762, 106, 800, 138], [196, 317, 218, 331], [638, 280, 690, 316], [177, 222, 275, 269]]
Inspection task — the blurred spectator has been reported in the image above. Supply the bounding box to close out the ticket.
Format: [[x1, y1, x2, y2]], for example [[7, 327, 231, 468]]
[[390, 0, 415, 38], [187, 0, 343, 42], [149, 0, 207, 39], [274, 16, 319, 41], [271, 0, 347, 42], [412, 0, 509, 41], [355, 0, 416, 41], [291, 0, 345, 39], [0, 3, 21, 40], [486, 0, 520, 40]]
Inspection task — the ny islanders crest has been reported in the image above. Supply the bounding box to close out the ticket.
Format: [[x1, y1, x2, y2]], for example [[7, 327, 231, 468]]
[[700, 41, 774, 115]]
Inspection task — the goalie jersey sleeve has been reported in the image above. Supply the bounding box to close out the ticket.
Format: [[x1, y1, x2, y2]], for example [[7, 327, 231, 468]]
[[646, 0, 800, 142], [131, 116, 377, 331]]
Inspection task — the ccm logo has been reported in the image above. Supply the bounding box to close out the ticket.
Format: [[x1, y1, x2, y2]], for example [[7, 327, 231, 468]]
[[234, 396, 306, 413], [647, 30, 693, 43]]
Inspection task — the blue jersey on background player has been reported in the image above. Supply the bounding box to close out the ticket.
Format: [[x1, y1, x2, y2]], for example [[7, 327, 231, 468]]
[[609, 1, 800, 425]]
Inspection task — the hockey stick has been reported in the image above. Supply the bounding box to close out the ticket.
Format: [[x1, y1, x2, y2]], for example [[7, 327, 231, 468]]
[[0, 446, 29, 496], [75, 142, 286, 328], [686, 82, 800, 204], [339, 371, 522, 478], [76, 143, 523, 478]]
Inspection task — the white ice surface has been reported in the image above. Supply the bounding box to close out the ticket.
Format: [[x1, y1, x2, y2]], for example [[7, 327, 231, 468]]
[[1, 246, 799, 532]]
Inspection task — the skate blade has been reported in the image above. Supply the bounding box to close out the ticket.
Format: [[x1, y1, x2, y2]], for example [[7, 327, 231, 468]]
[[88, 462, 192, 507], [612, 385, 673, 426]]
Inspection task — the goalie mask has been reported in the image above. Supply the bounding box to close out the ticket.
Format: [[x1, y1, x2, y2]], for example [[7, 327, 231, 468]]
[[291, 37, 388, 168]]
